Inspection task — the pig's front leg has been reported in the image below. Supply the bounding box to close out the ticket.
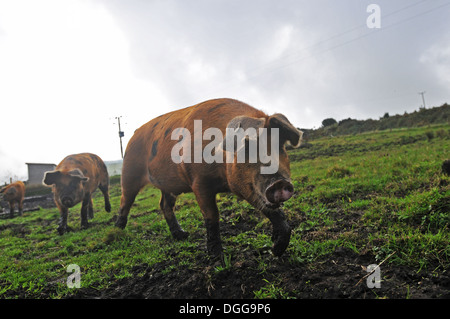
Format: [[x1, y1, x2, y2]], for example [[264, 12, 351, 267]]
[[57, 205, 70, 235], [204, 217, 222, 258], [262, 208, 291, 256], [194, 190, 223, 258], [8, 202, 15, 218]]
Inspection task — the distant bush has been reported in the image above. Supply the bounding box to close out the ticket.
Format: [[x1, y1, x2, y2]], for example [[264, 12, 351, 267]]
[[322, 118, 337, 127], [110, 175, 121, 185], [308, 103, 450, 139]]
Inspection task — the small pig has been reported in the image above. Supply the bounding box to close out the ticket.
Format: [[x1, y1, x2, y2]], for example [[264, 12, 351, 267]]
[[0, 181, 25, 218], [115, 98, 302, 258], [43, 153, 111, 234]]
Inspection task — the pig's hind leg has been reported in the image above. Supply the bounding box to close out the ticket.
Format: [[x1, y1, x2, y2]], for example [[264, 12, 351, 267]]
[[18, 200, 23, 216], [87, 197, 94, 219], [160, 192, 188, 240], [115, 162, 149, 229], [99, 183, 111, 213], [80, 194, 92, 229], [115, 180, 145, 229]]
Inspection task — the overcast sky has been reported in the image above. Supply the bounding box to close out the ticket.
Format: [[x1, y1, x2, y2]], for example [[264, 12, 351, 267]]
[[1, 0, 449, 183]]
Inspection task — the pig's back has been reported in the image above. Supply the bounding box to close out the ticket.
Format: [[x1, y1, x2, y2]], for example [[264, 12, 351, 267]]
[[57, 153, 108, 191], [122, 98, 267, 194]]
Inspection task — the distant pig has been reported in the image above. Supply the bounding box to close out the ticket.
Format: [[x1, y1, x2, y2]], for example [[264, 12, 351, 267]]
[[0, 181, 25, 218], [115, 98, 302, 258], [43, 153, 111, 234]]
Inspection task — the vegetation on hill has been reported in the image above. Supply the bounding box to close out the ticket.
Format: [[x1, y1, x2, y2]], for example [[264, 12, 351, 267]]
[[303, 103, 449, 140]]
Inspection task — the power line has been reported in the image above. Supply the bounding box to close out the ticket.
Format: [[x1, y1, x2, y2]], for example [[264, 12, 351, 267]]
[[255, 1, 450, 78], [205, 1, 450, 97], [244, 0, 430, 77]]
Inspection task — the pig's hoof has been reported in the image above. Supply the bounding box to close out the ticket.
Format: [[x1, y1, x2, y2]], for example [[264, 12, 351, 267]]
[[207, 242, 223, 260], [272, 240, 289, 257], [272, 226, 291, 257], [210, 251, 224, 263], [172, 229, 189, 240], [57, 226, 72, 235], [115, 216, 128, 229]]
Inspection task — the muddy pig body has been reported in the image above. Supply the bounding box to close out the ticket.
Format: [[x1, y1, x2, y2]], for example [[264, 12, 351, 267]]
[[43, 153, 111, 234], [0, 181, 25, 218], [116, 98, 302, 257]]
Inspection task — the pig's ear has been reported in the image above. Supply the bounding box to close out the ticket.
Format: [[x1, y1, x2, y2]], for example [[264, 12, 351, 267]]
[[43, 170, 61, 186], [69, 169, 89, 182], [269, 113, 303, 148], [226, 116, 266, 131], [221, 116, 266, 151]]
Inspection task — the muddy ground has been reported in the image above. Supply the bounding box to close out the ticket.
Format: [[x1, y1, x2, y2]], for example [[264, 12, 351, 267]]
[[71, 212, 448, 299], [71, 247, 449, 299], [2, 195, 448, 299]]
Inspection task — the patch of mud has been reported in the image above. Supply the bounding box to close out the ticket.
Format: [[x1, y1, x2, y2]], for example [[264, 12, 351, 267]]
[[68, 245, 449, 299], [3, 192, 447, 299], [67, 211, 449, 299]]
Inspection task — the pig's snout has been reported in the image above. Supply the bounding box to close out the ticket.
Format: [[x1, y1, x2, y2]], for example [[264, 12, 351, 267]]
[[61, 196, 74, 208], [265, 180, 294, 205]]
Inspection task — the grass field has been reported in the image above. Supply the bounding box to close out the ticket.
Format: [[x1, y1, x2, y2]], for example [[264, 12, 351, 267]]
[[0, 124, 449, 299]]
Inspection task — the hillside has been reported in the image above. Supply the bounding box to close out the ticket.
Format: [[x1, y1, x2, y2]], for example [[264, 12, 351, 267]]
[[0, 124, 449, 300], [303, 103, 449, 140]]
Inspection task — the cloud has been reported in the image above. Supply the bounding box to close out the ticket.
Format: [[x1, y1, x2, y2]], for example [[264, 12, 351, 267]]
[[420, 39, 450, 88], [100, 1, 336, 126], [0, 0, 169, 183], [97, 0, 450, 130]]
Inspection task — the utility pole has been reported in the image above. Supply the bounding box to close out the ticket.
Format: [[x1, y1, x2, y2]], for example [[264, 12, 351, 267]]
[[115, 116, 125, 159], [418, 91, 426, 108]]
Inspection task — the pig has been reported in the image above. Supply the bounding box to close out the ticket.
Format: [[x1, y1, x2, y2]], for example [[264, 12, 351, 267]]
[[43, 153, 111, 235], [0, 181, 25, 218], [115, 98, 302, 258]]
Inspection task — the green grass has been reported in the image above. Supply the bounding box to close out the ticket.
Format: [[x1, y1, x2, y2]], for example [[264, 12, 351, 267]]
[[0, 124, 449, 298], [287, 124, 449, 268]]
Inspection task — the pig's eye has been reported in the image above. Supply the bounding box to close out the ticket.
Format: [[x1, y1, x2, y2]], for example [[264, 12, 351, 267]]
[[69, 180, 79, 188]]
